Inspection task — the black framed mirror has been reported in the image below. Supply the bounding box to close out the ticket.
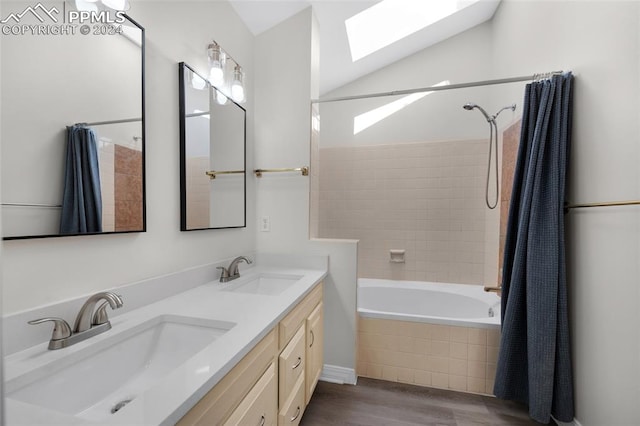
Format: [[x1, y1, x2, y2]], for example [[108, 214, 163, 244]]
[[179, 62, 246, 230], [1, 12, 145, 240]]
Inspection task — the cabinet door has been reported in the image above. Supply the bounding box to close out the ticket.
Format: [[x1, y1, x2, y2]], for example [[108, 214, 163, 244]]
[[224, 363, 277, 426], [305, 302, 323, 404]]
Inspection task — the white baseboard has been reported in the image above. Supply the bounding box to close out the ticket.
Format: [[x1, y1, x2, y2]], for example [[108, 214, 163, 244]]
[[319, 364, 357, 385], [552, 415, 582, 426]]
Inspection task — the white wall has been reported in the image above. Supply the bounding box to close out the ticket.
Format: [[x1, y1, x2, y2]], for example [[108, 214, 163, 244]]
[[319, 20, 497, 148], [254, 8, 359, 378], [1, 1, 256, 314], [491, 2, 640, 425]]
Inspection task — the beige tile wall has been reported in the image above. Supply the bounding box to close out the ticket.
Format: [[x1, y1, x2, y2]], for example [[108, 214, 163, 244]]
[[317, 140, 488, 284], [357, 317, 500, 395], [185, 156, 210, 229], [99, 143, 115, 232]]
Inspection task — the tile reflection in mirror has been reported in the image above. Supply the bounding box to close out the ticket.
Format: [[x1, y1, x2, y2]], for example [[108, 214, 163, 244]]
[[179, 62, 246, 230], [1, 15, 146, 239]]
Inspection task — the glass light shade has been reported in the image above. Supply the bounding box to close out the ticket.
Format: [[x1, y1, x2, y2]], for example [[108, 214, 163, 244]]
[[207, 43, 226, 87], [231, 66, 245, 103]]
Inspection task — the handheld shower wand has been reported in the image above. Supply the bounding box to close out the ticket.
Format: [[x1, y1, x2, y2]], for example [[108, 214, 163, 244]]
[[463, 102, 517, 209]]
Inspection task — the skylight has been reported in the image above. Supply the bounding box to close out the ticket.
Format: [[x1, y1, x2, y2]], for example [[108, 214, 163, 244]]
[[353, 80, 449, 135], [345, 0, 476, 62]]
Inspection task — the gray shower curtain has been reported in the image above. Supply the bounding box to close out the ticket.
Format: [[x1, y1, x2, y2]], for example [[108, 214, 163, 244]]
[[494, 73, 574, 424], [60, 124, 103, 234]]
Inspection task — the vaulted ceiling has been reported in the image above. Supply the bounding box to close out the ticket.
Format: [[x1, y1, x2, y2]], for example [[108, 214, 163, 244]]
[[229, 0, 501, 95]]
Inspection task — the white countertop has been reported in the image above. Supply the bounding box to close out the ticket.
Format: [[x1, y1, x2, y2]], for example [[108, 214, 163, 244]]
[[4, 264, 327, 425]]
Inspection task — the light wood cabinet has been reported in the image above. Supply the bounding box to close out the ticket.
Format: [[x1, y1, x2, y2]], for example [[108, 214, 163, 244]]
[[305, 302, 323, 404], [278, 325, 306, 408], [178, 282, 323, 426], [224, 363, 277, 426], [278, 374, 305, 426], [177, 328, 277, 426]]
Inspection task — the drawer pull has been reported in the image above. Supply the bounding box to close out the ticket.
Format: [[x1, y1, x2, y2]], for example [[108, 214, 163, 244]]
[[290, 407, 301, 422], [258, 415, 265, 426], [292, 356, 302, 370], [309, 330, 315, 347]]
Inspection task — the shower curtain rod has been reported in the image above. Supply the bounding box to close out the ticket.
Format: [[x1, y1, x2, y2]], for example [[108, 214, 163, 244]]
[[1, 202, 61, 208], [74, 117, 142, 127], [311, 71, 564, 104], [565, 199, 640, 210]]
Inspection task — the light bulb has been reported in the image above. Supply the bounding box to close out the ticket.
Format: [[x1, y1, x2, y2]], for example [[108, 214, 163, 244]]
[[207, 42, 226, 87], [209, 66, 224, 87], [216, 90, 228, 105], [231, 65, 245, 103], [191, 73, 206, 90], [231, 82, 244, 103]]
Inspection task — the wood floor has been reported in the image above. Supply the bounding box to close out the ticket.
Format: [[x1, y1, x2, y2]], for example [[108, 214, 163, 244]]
[[301, 378, 549, 426]]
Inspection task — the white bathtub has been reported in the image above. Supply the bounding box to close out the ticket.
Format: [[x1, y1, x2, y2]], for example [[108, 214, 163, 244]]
[[357, 278, 501, 329]]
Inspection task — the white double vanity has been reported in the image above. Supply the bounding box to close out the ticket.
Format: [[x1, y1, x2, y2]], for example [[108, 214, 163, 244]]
[[3, 254, 327, 425]]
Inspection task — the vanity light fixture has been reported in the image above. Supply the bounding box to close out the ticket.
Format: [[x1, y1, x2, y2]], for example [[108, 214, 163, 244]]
[[205, 40, 246, 104]]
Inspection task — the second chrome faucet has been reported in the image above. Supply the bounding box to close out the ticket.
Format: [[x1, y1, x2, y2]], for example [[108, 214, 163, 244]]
[[217, 256, 252, 283], [29, 291, 123, 350]]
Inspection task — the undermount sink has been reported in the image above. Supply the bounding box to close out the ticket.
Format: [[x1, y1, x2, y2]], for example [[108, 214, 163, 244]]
[[221, 273, 303, 296], [7, 314, 235, 421]]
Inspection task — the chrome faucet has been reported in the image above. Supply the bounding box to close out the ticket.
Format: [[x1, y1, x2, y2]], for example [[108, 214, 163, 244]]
[[29, 291, 123, 350], [217, 256, 253, 282], [73, 291, 123, 332]]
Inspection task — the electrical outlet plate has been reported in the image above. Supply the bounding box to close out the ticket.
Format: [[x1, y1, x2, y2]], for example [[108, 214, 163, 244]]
[[260, 216, 270, 232]]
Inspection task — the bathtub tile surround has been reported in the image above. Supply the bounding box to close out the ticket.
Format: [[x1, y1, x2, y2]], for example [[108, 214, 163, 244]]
[[357, 317, 500, 395], [357, 279, 500, 396], [497, 120, 521, 286], [317, 139, 489, 284]]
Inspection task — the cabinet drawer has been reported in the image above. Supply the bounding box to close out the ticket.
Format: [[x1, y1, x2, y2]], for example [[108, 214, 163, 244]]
[[278, 325, 305, 408], [279, 283, 322, 349], [224, 363, 277, 426], [278, 375, 305, 426]]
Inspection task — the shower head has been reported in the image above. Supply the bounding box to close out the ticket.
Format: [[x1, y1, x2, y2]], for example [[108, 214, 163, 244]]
[[462, 103, 493, 122], [494, 103, 517, 119]]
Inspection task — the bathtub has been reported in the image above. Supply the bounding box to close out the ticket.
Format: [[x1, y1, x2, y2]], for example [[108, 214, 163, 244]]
[[358, 278, 501, 328], [357, 278, 502, 394]]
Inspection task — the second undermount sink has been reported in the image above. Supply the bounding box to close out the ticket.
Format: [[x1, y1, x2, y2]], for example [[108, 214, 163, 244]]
[[7, 314, 235, 421], [221, 273, 303, 296]]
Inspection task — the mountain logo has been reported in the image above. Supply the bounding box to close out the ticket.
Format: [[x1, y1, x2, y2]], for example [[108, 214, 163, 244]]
[[1, 3, 60, 24]]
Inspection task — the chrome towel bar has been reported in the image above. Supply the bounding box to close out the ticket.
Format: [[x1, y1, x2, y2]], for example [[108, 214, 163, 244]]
[[254, 167, 309, 178]]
